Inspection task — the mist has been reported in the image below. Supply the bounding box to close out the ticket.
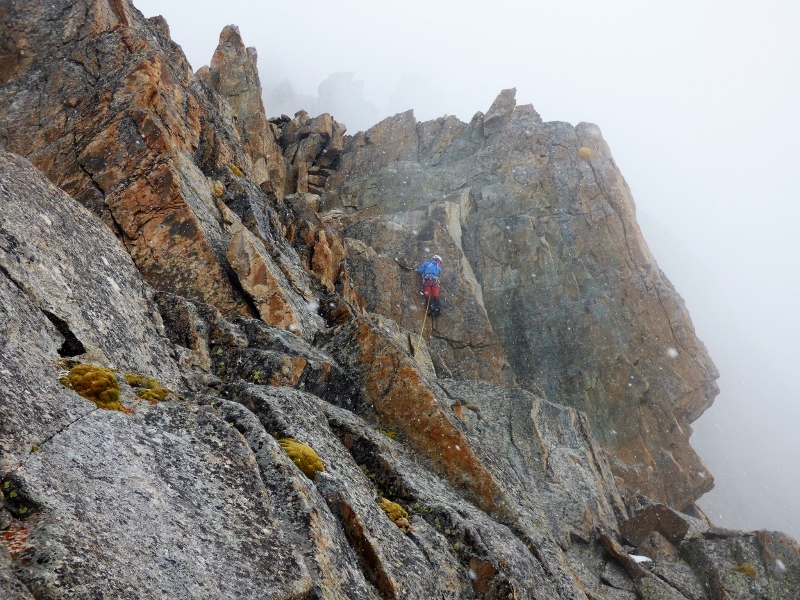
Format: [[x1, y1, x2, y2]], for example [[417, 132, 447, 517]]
[[134, 0, 800, 537]]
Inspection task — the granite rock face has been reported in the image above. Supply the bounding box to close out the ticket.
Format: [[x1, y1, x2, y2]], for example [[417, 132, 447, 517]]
[[2, 1, 799, 599], [0, 0, 321, 326], [198, 24, 286, 196], [323, 89, 720, 509]]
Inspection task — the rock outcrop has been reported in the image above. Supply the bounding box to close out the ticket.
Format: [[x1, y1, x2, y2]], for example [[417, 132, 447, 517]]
[[197, 24, 286, 196], [322, 90, 720, 509], [1, 1, 797, 599]]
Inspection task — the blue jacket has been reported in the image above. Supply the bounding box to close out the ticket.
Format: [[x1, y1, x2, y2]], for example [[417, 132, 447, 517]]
[[416, 259, 441, 279]]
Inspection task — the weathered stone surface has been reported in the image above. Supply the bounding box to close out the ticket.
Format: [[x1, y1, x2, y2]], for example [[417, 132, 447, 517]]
[[620, 503, 692, 547], [0, 0, 259, 316], [324, 399, 586, 598], [342, 196, 513, 384], [683, 530, 800, 600], [324, 316, 507, 515], [596, 527, 691, 599], [5, 2, 800, 598], [283, 193, 348, 295], [199, 25, 286, 195], [233, 385, 446, 599], [483, 87, 521, 137], [436, 379, 626, 541], [198, 399, 380, 600], [0, 260, 95, 473], [323, 88, 719, 509], [227, 225, 302, 328], [2, 400, 312, 599], [273, 111, 346, 195], [0, 152, 179, 386], [638, 532, 707, 600], [0, 152, 181, 471]]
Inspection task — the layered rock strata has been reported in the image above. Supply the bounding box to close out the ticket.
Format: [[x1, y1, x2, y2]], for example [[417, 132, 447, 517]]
[[322, 91, 720, 508], [197, 24, 286, 196], [1, 1, 796, 599]]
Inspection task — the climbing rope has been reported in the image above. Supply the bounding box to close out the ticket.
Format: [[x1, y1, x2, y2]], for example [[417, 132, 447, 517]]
[[414, 294, 431, 356]]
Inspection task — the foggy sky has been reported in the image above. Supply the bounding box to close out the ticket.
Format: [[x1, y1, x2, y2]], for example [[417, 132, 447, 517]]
[[134, 0, 800, 537]]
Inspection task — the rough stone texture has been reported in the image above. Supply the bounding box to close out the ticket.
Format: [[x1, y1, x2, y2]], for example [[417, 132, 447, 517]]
[[638, 532, 707, 600], [0, 152, 179, 470], [620, 503, 692, 547], [3, 2, 800, 599], [683, 530, 800, 600], [323, 316, 506, 515], [3, 402, 313, 599], [226, 223, 311, 335], [198, 25, 286, 195], [323, 398, 587, 598], [323, 88, 720, 509], [0, 0, 268, 316], [0, 152, 179, 385], [191, 398, 381, 600], [0, 153, 311, 598], [342, 195, 513, 385], [273, 111, 347, 195]]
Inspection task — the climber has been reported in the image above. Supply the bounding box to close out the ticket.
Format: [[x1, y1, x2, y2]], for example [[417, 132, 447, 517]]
[[416, 254, 442, 317]]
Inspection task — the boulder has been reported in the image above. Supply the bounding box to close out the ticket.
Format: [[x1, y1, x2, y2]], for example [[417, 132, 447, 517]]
[[683, 530, 800, 599], [620, 504, 692, 547]]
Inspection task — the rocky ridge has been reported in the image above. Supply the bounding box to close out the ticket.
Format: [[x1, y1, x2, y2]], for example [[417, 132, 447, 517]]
[[1, 1, 797, 599]]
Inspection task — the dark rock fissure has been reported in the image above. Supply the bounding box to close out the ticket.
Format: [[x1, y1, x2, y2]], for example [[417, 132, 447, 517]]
[[41, 310, 86, 357], [0, 2, 797, 597]]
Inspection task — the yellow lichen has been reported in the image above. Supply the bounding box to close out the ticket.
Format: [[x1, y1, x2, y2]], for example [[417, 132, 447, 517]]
[[379, 429, 398, 440], [732, 563, 757, 579], [578, 147, 592, 160], [213, 180, 225, 198], [124, 373, 173, 403], [278, 438, 324, 480], [230, 163, 243, 178], [379, 497, 410, 531], [60, 364, 122, 411]]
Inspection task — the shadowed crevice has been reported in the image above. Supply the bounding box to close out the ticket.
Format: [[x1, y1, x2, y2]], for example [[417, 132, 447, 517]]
[[41, 310, 86, 357]]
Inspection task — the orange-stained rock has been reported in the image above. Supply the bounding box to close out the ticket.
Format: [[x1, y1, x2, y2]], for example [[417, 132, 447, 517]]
[[269, 356, 307, 387], [324, 89, 719, 509], [226, 226, 300, 332], [311, 230, 337, 292], [0, 0, 258, 317], [325, 316, 506, 515], [199, 25, 286, 197], [342, 197, 512, 385]]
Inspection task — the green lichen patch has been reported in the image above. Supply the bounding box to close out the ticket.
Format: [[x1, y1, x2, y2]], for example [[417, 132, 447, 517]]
[[410, 502, 432, 515], [732, 562, 757, 579], [278, 438, 324, 480], [124, 373, 173, 403], [1, 475, 41, 520], [60, 364, 122, 411], [379, 497, 410, 532], [379, 429, 397, 440]]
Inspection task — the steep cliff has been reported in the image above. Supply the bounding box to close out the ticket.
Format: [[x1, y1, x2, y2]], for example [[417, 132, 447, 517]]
[[322, 93, 719, 509], [1, 1, 797, 599]]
